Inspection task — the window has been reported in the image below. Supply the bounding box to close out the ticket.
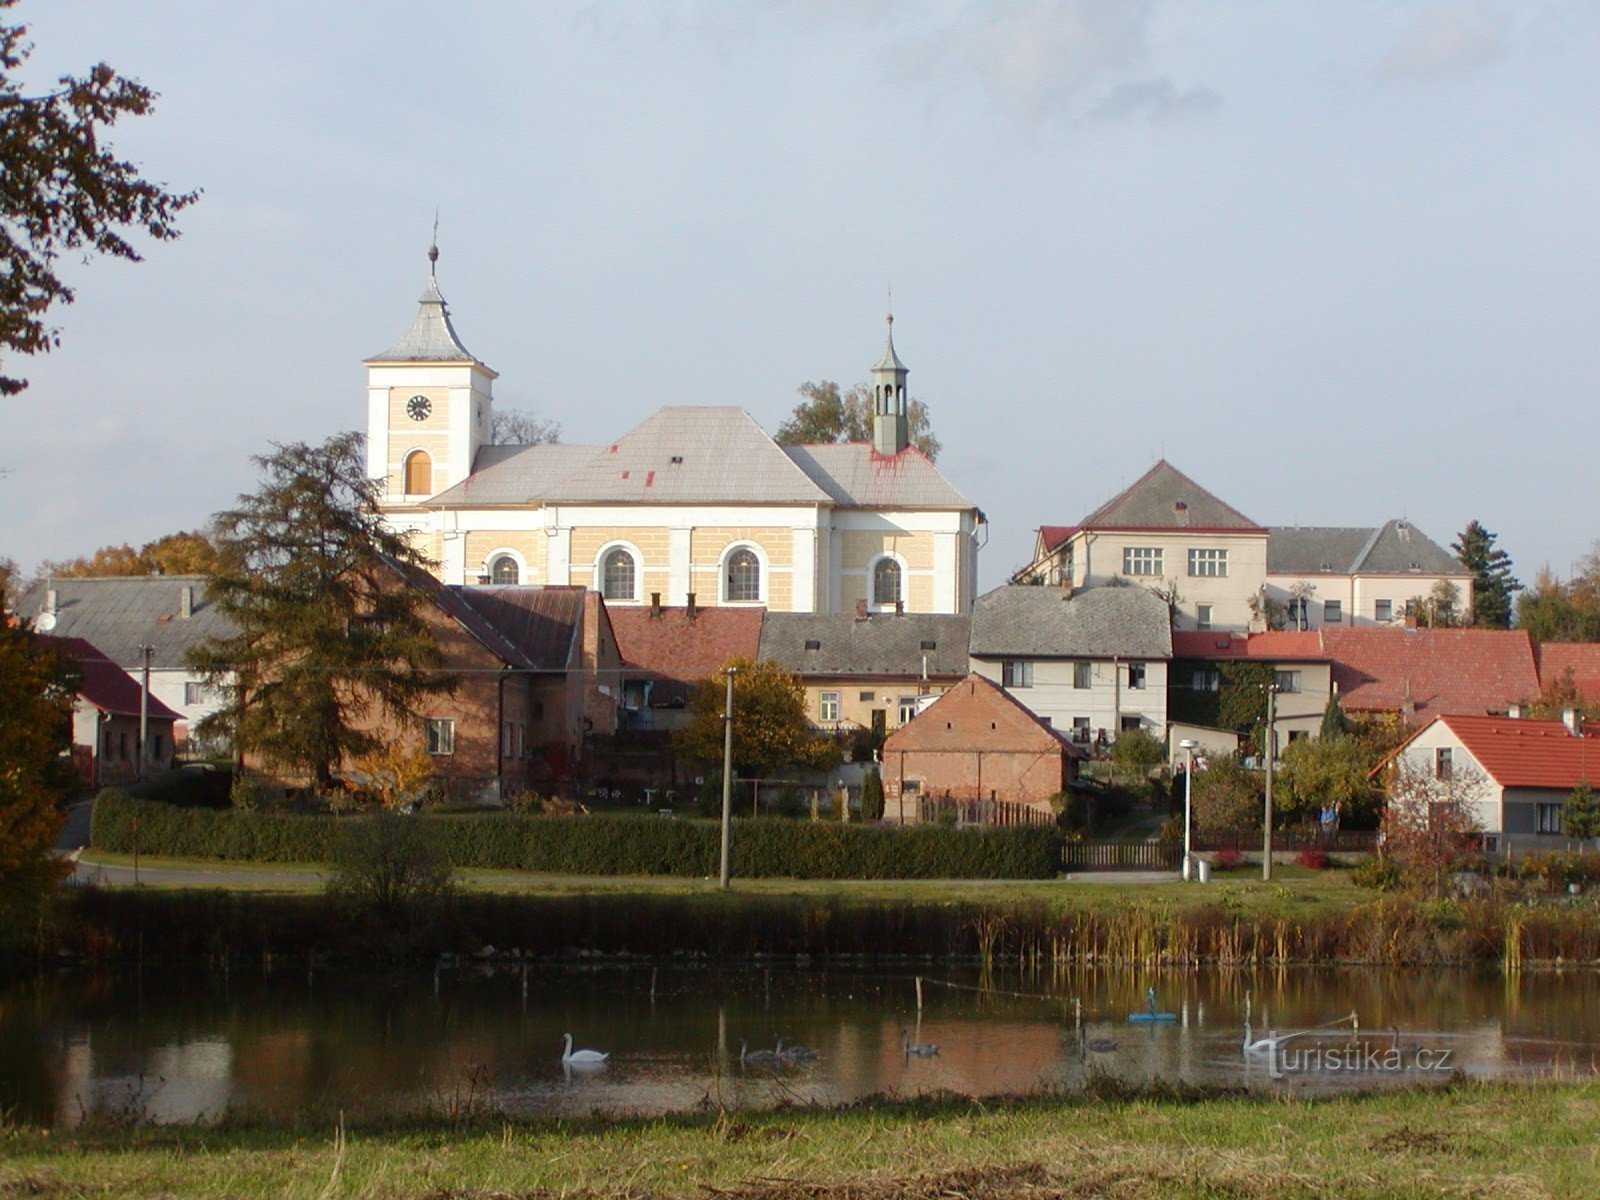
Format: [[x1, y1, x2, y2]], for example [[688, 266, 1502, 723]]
[[724, 547, 761, 602], [1127, 662, 1146, 690], [820, 691, 840, 723], [184, 682, 204, 705], [152, 734, 164, 761], [859, 691, 875, 702], [103, 730, 114, 759], [1538, 803, 1564, 835], [898, 697, 918, 725], [1187, 548, 1228, 577], [1073, 661, 1092, 689], [1287, 597, 1309, 628], [1275, 670, 1302, 694], [1122, 547, 1162, 577], [1196, 604, 1212, 630], [872, 558, 902, 607], [1323, 600, 1342, 624], [1434, 747, 1453, 781], [490, 555, 520, 585], [1192, 668, 1220, 692], [601, 548, 636, 601], [1120, 716, 1142, 733], [425, 718, 455, 756], [403, 450, 432, 495], [1002, 660, 1033, 688], [1288, 730, 1308, 743], [1072, 717, 1091, 743], [1375, 599, 1393, 622]]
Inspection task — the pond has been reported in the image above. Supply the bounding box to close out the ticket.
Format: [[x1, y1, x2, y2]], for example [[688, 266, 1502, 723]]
[[3, 962, 1598, 1126]]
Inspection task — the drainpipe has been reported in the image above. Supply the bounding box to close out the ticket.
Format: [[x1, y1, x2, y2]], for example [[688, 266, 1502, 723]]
[[1113, 654, 1122, 743], [497, 666, 508, 801]]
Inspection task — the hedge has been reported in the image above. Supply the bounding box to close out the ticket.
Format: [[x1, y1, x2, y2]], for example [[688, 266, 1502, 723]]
[[90, 791, 1063, 880]]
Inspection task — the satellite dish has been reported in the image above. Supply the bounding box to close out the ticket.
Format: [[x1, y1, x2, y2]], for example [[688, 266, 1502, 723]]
[[35, 611, 57, 632]]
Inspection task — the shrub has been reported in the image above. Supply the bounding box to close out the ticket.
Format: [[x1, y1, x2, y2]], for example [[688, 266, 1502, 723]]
[[1109, 729, 1163, 767], [1212, 848, 1243, 871], [1517, 851, 1600, 892], [860, 770, 884, 822], [1352, 855, 1402, 891], [329, 811, 454, 924], [229, 774, 274, 811], [1294, 848, 1331, 871]]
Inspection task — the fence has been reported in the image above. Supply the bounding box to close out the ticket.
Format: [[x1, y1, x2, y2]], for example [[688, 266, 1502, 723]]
[[917, 796, 1054, 827], [1193, 827, 1379, 854], [1062, 841, 1181, 872]]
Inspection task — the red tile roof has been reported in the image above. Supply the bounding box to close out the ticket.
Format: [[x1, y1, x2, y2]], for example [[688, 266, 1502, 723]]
[[1534, 643, 1600, 703], [1430, 714, 1600, 790], [1322, 627, 1539, 724], [1038, 525, 1076, 554], [883, 672, 1084, 757], [609, 606, 765, 700], [1171, 631, 1327, 662], [43, 636, 182, 720]]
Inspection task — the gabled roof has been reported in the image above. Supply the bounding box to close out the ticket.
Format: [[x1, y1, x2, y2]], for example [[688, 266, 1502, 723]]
[[759, 612, 970, 678], [1322, 627, 1539, 724], [13, 576, 234, 670], [43, 636, 182, 720], [1409, 714, 1600, 790], [1534, 643, 1600, 703], [546, 407, 832, 505], [782, 443, 973, 509], [970, 585, 1172, 661], [450, 586, 587, 672], [883, 672, 1084, 757], [1037, 526, 1076, 555], [366, 278, 487, 367], [1077, 460, 1264, 533], [426, 443, 599, 507], [1171, 631, 1327, 663], [1268, 521, 1466, 576], [609, 606, 765, 705]]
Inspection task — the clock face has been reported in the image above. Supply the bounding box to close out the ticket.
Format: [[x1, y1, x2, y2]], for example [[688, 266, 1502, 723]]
[[406, 395, 432, 421]]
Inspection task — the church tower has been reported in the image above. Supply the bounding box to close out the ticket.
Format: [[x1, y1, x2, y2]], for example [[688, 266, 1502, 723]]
[[870, 313, 909, 456], [364, 242, 497, 505]]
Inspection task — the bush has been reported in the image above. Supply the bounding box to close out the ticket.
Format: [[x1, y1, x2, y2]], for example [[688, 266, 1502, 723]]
[[329, 811, 454, 926], [1352, 856, 1402, 891], [1212, 848, 1243, 871], [89, 792, 1064, 880], [1109, 729, 1164, 767], [1294, 848, 1331, 871], [860, 770, 884, 822], [1517, 851, 1600, 892]]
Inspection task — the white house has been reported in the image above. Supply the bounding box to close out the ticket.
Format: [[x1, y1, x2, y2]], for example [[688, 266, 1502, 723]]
[[1265, 522, 1474, 629]]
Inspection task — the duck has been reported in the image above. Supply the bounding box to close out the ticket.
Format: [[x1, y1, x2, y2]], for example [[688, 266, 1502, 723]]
[[739, 1038, 781, 1068], [561, 1033, 608, 1065], [901, 1029, 940, 1057], [1078, 1025, 1118, 1054]]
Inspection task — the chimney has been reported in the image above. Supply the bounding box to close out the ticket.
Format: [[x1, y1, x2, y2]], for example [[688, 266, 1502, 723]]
[[650, 592, 662, 619], [179, 585, 194, 619], [1508, 703, 1523, 720], [686, 592, 697, 621], [44, 588, 58, 614], [855, 598, 870, 621], [894, 599, 904, 616], [1562, 707, 1582, 737]]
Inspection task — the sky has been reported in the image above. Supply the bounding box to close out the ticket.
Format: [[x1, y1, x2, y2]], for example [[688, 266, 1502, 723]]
[[2, 1, 1597, 591]]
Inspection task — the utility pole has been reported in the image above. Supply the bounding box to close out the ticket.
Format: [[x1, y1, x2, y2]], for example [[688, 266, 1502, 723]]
[[1263, 683, 1277, 881], [719, 665, 737, 891], [1178, 738, 1197, 881], [137, 644, 154, 780]]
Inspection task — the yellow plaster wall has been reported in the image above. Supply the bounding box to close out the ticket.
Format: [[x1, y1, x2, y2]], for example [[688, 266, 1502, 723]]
[[386, 387, 453, 494], [464, 531, 547, 585], [839, 530, 935, 570]]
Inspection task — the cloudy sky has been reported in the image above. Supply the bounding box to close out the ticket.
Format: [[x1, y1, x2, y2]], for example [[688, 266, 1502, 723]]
[[3, 1, 1596, 590]]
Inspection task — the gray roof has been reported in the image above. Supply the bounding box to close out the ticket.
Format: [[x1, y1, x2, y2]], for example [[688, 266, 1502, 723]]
[[13, 576, 234, 671], [759, 612, 970, 678], [1079, 460, 1263, 532], [874, 321, 907, 372], [366, 279, 481, 365], [969, 585, 1173, 660], [782, 443, 973, 509], [1267, 521, 1467, 576], [426, 442, 599, 507]]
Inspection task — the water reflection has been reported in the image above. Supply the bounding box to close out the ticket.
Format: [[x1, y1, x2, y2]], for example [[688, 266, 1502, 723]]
[[2, 963, 1598, 1127]]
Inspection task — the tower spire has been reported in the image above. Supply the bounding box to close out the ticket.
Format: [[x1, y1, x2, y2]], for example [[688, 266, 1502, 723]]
[[870, 305, 909, 455], [428, 209, 440, 279]]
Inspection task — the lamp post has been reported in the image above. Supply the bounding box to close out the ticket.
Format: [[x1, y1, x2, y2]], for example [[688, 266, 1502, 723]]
[[719, 665, 737, 891], [1179, 738, 1197, 881]]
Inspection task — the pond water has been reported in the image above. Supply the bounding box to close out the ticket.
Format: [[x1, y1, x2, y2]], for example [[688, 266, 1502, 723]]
[[3, 962, 1598, 1127]]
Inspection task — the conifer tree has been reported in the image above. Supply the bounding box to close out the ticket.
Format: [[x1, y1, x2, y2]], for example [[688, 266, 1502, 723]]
[[1320, 690, 1349, 740], [189, 433, 452, 787], [1564, 783, 1600, 849], [1453, 520, 1520, 629]]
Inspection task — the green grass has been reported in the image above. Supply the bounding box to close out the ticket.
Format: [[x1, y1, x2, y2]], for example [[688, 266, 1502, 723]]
[[3, 1082, 1598, 1198]]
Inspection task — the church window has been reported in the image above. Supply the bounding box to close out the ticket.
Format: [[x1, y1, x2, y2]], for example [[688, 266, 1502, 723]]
[[403, 450, 432, 495], [602, 548, 637, 601], [725, 548, 761, 602], [489, 555, 520, 585], [872, 557, 902, 607]]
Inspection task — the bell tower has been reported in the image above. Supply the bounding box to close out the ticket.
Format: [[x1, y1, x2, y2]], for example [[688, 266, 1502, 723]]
[[870, 312, 909, 456]]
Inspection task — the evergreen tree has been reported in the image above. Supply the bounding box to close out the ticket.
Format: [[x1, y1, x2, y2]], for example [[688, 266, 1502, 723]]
[[1319, 690, 1349, 740], [1564, 783, 1600, 849], [1452, 520, 1520, 628], [189, 433, 452, 787], [860, 768, 885, 822]]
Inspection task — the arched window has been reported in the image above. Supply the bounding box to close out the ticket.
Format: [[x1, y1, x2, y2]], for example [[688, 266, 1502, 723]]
[[873, 557, 902, 607], [403, 450, 432, 495], [725, 547, 761, 602], [489, 555, 520, 585], [601, 548, 636, 601]]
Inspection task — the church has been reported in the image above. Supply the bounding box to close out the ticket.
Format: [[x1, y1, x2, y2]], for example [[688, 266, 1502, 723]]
[[364, 252, 984, 614]]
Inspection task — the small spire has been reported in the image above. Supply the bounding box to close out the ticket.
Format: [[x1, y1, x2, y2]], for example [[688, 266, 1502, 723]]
[[428, 209, 440, 279]]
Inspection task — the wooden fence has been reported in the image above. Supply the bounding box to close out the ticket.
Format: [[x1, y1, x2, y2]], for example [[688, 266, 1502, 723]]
[[917, 796, 1054, 827], [1193, 827, 1379, 854], [1062, 841, 1182, 872]]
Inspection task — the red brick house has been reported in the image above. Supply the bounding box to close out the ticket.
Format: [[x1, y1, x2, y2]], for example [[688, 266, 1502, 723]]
[[881, 672, 1083, 825]]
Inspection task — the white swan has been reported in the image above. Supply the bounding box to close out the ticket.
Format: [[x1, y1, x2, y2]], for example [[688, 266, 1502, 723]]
[[739, 1038, 781, 1068], [901, 1029, 940, 1057], [561, 1033, 608, 1065], [1241, 1022, 1304, 1055]]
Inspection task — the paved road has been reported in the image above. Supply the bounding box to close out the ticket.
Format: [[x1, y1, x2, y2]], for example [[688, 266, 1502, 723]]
[[69, 859, 327, 889]]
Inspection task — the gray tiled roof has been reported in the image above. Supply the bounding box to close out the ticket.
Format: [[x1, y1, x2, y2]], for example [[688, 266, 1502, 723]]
[[13, 576, 234, 671], [1079, 460, 1263, 531], [426, 443, 599, 507], [969, 585, 1173, 660], [1268, 521, 1466, 575], [759, 612, 971, 678], [782, 443, 974, 509], [366, 279, 480, 364]]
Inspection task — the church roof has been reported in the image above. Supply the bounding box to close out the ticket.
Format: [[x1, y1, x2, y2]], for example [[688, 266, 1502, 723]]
[[1078, 460, 1264, 533], [366, 279, 484, 366], [782, 443, 973, 509], [1267, 521, 1466, 576], [425, 443, 600, 507]]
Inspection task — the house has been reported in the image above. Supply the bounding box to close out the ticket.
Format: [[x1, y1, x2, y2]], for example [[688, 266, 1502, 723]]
[[1265, 522, 1474, 629], [880, 673, 1083, 824], [1169, 630, 1332, 751], [1387, 712, 1600, 854], [969, 584, 1172, 747], [366, 255, 983, 613], [757, 609, 970, 737], [1533, 642, 1600, 704], [608, 599, 765, 730], [45, 635, 181, 787], [1322, 627, 1539, 726], [13, 576, 233, 750]]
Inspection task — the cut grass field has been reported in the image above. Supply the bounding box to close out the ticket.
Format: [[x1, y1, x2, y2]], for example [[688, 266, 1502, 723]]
[[3, 1081, 1597, 1199]]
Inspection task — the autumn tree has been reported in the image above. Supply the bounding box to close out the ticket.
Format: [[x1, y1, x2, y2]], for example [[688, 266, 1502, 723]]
[[1452, 520, 1519, 628], [488, 407, 561, 446], [1190, 754, 1263, 835], [1380, 763, 1485, 896], [0, 4, 198, 395], [189, 433, 452, 788], [1277, 736, 1378, 827], [40, 529, 218, 578], [675, 656, 843, 778], [1517, 548, 1600, 643], [1520, 666, 1600, 721], [774, 380, 943, 461], [0, 623, 76, 927]]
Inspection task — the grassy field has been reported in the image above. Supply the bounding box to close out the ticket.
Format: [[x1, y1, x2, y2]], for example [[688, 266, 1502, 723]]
[[3, 1081, 1597, 1198]]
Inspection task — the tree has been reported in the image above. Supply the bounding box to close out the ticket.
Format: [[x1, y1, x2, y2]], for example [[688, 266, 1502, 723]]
[[1191, 754, 1263, 835], [1564, 783, 1600, 850], [675, 656, 843, 778], [1109, 728, 1163, 766], [773, 380, 943, 461], [1520, 666, 1600, 721], [0, 5, 199, 396], [0, 556, 17, 607], [1276, 736, 1377, 827], [488, 407, 560, 446], [188, 433, 453, 787], [1517, 550, 1600, 643], [329, 811, 454, 928], [1380, 763, 1485, 896], [860, 768, 884, 822], [40, 529, 218, 578], [1452, 520, 1519, 628], [0, 623, 75, 924], [1319, 690, 1349, 741]]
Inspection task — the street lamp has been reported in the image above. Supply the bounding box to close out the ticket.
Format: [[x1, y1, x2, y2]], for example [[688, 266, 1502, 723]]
[[1178, 738, 1197, 881]]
